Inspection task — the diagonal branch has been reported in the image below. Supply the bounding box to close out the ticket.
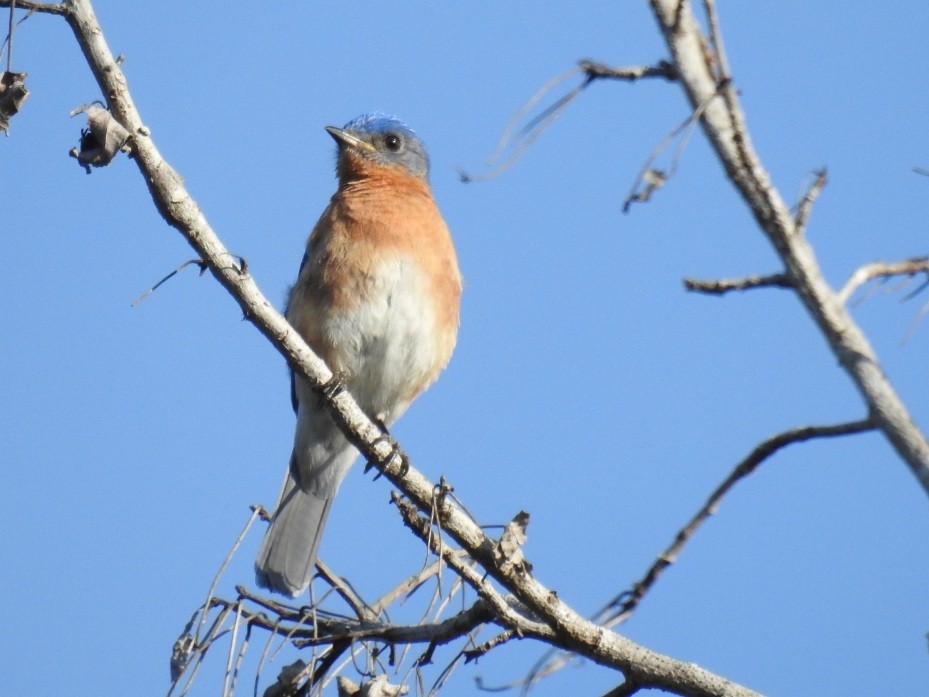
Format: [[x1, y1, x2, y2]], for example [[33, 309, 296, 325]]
[[30, 2, 764, 696], [599, 418, 875, 625], [522, 419, 875, 686], [649, 0, 929, 497], [793, 168, 828, 235]]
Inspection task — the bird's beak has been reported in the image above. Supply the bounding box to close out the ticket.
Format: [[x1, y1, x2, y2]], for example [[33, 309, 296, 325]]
[[325, 126, 376, 153]]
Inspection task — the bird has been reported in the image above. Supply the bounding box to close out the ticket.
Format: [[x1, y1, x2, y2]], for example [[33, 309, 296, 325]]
[[255, 113, 462, 597]]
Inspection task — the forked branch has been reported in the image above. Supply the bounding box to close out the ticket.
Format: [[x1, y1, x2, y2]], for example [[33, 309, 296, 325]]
[[10, 1, 763, 695], [649, 0, 929, 496]]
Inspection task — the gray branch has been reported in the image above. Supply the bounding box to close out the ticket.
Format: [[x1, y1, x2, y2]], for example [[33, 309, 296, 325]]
[[684, 273, 793, 295], [16, 1, 765, 695], [650, 0, 929, 496], [838, 257, 929, 305]]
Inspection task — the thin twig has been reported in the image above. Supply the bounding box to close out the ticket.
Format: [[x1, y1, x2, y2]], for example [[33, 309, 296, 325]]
[[206, 593, 494, 653], [230, 622, 253, 697], [252, 617, 279, 697], [315, 559, 378, 622], [701, 0, 731, 81], [460, 60, 676, 182], [173, 604, 232, 697], [521, 646, 576, 694], [579, 58, 677, 82], [221, 602, 243, 697], [684, 272, 793, 295], [311, 641, 352, 692], [601, 680, 641, 697], [902, 300, 929, 346], [5, 0, 13, 71], [196, 506, 262, 643], [131, 258, 206, 307], [598, 418, 875, 625], [371, 555, 464, 616], [793, 168, 828, 235], [462, 629, 518, 663], [0, 0, 63, 12], [459, 65, 586, 182], [622, 90, 717, 212], [427, 643, 473, 697], [391, 494, 555, 642], [838, 257, 929, 305]]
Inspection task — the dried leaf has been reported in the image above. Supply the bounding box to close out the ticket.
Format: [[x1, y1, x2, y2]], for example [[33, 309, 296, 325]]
[[624, 168, 668, 211], [494, 511, 532, 574], [69, 103, 130, 173], [262, 659, 307, 697], [169, 632, 195, 682], [0, 71, 29, 134], [338, 674, 409, 697]]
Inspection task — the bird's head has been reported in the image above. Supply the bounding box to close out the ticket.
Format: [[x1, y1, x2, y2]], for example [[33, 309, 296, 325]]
[[326, 113, 430, 180]]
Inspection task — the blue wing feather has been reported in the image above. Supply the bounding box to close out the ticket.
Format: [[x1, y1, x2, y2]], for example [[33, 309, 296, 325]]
[[288, 250, 310, 414]]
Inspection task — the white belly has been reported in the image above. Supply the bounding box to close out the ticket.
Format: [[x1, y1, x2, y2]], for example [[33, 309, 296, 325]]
[[318, 254, 438, 424]]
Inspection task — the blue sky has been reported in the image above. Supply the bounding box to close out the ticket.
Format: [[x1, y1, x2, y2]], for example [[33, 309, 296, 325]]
[[3, 2, 928, 696]]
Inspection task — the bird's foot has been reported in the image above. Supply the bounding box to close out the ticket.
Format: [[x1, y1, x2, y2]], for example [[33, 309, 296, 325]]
[[320, 370, 349, 399], [365, 418, 411, 479]]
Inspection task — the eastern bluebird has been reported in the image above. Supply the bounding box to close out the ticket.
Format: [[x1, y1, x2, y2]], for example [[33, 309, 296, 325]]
[[255, 114, 462, 597]]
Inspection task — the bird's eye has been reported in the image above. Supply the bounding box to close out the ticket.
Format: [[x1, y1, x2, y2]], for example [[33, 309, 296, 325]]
[[384, 133, 402, 152]]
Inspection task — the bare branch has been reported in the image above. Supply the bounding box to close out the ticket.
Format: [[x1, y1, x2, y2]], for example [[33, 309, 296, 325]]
[[458, 64, 587, 182], [579, 58, 677, 82], [602, 680, 642, 697], [838, 257, 929, 305], [371, 553, 468, 617], [519, 417, 874, 687], [290, 602, 494, 650], [597, 418, 875, 626], [196, 506, 262, 643], [684, 273, 793, 295], [701, 0, 731, 81], [315, 559, 380, 623], [391, 494, 554, 642], [31, 2, 771, 694], [649, 0, 929, 496], [901, 300, 929, 347], [5, 0, 13, 72], [623, 92, 716, 212], [198, 594, 493, 653], [0, 1, 65, 15], [461, 629, 518, 663], [131, 258, 207, 307], [793, 168, 828, 235], [460, 59, 675, 182]]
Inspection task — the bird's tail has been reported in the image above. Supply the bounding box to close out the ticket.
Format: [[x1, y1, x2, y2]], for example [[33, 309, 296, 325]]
[[255, 467, 333, 598]]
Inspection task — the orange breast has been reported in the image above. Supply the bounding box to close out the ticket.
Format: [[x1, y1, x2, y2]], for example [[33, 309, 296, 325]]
[[287, 162, 462, 401]]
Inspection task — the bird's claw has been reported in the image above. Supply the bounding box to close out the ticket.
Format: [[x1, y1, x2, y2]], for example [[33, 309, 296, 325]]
[[365, 429, 411, 479], [320, 370, 349, 399]]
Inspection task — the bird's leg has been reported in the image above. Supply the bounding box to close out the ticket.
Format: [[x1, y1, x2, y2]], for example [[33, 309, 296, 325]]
[[365, 414, 411, 478]]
